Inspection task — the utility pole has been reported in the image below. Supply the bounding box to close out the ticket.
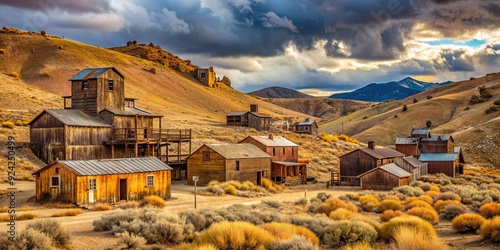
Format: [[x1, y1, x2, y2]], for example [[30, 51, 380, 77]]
[[193, 176, 198, 209]]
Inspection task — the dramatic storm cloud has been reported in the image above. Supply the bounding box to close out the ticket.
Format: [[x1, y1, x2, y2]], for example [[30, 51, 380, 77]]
[[0, 0, 499, 94]]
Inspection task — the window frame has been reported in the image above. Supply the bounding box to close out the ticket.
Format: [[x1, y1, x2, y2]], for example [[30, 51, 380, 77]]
[[89, 178, 97, 190], [50, 176, 60, 187], [272, 148, 276, 156], [203, 151, 210, 161], [82, 80, 88, 90], [108, 80, 114, 91], [146, 175, 155, 187], [235, 161, 240, 171]]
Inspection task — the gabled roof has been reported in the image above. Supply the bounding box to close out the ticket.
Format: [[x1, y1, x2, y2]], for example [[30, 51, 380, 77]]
[[402, 156, 426, 167], [295, 120, 317, 126], [241, 135, 298, 147], [102, 107, 162, 117], [33, 157, 172, 176], [411, 128, 430, 135], [419, 153, 458, 162], [202, 144, 271, 159], [358, 148, 383, 159], [421, 135, 452, 142], [248, 112, 271, 118], [358, 163, 411, 178], [272, 161, 307, 166], [69, 67, 124, 81], [29, 109, 112, 127], [344, 147, 404, 160], [395, 137, 418, 145], [226, 111, 248, 116]]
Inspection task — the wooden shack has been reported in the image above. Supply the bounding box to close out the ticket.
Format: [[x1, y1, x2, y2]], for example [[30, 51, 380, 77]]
[[292, 118, 319, 135], [358, 164, 411, 190], [339, 141, 404, 185], [186, 144, 271, 186], [239, 135, 306, 184], [225, 105, 271, 131], [419, 153, 461, 177], [29, 110, 112, 163], [395, 137, 420, 157], [420, 135, 454, 153], [32, 157, 172, 204], [394, 156, 428, 182], [411, 128, 431, 139], [226, 111, 248, 126]]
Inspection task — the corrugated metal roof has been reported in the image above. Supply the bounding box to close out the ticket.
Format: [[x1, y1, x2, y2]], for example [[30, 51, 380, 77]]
[[395, 137, 418, 145], [296, 120, 316, 126], [454, 147, 461, 153], [34, 157, 172, 176], [358, 163, 411, 178], [248, 112, 271, 118], [403, 156, 425, 167], [411, 128, 430, 135], [374, 148, 405, 158], [419, 153, 458, 162], [29, 109, 112, 127], [272, 161, 307, 166], [358, 148, 383, 159], [69, 67, 124, 81], [103, 107, 162, 117], [421, 135, 451, 142], [205, 144, 271, 159], [246, 135, 298, 147], [226, 111, 248, 116]]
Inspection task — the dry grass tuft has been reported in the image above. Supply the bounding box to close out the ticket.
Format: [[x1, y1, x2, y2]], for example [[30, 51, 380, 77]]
[[479, 202, 500, 218], [406, 207, 439, 224], [260, 222, 319, 246], [380, 210, 408, 222], [341, 242, 374, 250], [479, 216, 500, 243], [9, 72, 19, 78], [380, 216, 436, 240], [140, 195, 166, 208], [393, 226, 450, 250], [314, 197, 358, 215], [94, 204, 112, 211], [434, 200, 462, 213], [51, 209, 83, 217], [119, 201, 139, 209], [224, 185, 238, 196], [378, 199, 403, 212], [197, 221, 274, 249], [359, 195, 380, 212], [451, 213, 486, 233], [404, 200, 433, 210], [1, 121, 15, 129], [329, 208, 355, 220]]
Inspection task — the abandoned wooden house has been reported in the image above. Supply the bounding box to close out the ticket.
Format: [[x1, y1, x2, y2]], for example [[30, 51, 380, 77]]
[[419, 153, 463, 177], [186, 144, 271, 186], [358, 164, 411, 190], [395, 137, 420, 157], [192, 66, 231, 88], [337, 141, 404, 185], [225, 104, 271, 131], [411, 128, 431, 139], [32, 157, 172, 204], [394, 156, 428, 182], [291, 118, 319, 135], [420, 135, 455, 153], [239, 135, 307, 185], [29, 67, 192, 169]]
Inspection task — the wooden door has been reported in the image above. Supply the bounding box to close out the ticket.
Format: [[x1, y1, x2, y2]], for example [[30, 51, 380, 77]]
[[89, 190, 94, 204], [119, 179, 127, 200], [256, 171, 263, 186]]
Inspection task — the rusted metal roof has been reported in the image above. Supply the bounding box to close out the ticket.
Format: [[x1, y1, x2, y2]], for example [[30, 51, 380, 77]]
[[33, 157, 172, 176], [374, 148, 405, 158], [248, 112, 271, 118], [421, 135, 452, 142], [29, 109, 112, 127], [102, 107, 162, 117], [226, 111, 248, 116], [358, 163, 411, 178], [204, 144, 271, 159], [244, 135, 298, 147], [395, 137, 418, 145], [358, 148, 383, 159], [402, 156, 426, 167], [411, 128, 430, 135], [69, 67, 124, 81], [419, 153, 458, 162], [272, 161, 307, 166]]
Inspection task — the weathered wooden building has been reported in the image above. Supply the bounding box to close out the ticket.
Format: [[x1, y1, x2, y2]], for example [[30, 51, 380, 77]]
[[420, 135, 454, 153], [411, 128, 431, 139], [186, 144, 271, 186], [292, 118, 319, 135], [338, 141, 404, 185], [395, 137, 420, 157], [394, 156, 428, 182], [32, 157, 172, 204], [239, 135, 307, 185], [419, 153, 462, 177], [358, 164, 411, 190], [225, 105, 271, 131]]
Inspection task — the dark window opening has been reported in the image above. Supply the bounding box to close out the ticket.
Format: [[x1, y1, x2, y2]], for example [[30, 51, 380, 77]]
[[292, 148, 294, 156], [51, 176, 60, 187], [236, 161, 240, 171], [282, 148, 285, 155], [203, 151, 210, 161], [273, 148, 276, 156], [89, 178, 97, 190], [201, 72, 206, 78], [108, 80, 114, 91], [82, 80, 88, 90], [55, 168, 59, 174]]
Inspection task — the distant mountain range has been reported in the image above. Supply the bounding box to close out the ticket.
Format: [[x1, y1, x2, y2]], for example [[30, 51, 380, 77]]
[[330, 77, 452, 102], [249, 86, 312, 98]]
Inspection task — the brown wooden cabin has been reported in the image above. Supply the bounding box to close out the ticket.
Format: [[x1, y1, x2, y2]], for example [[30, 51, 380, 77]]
[[339, 141, 404, 185], [411, 128, 431, 139], [239, 135, 306, 185], [248, 112, 271, 131], [186, 144, 271, 186], [32, 157, 172, 204], [419, 152, 463, 177], [226, 111, 248, 126], [420, 135, 454, 153], [395, 137, 420, 157], [30, 67, 191, 165], [292, 118, 319, 135], [394, 156, 428, 182], [358, 163, 411, 190], [225, 104, 271, 131]]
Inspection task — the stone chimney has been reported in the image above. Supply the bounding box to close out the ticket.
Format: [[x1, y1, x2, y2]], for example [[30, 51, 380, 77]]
[[368, 141, 375, 150], [250, 104, 258, 113], [269, 134, 274, 140]]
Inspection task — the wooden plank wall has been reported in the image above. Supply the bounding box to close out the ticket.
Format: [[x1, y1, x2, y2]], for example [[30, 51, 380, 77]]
[[71, 79, 98, 116], [97, 70, 125, 113], [240, 137, 298, 162], [360, 169, 407, 190], [395, 144, 419, 157], [225, 158, 271, 184], [187, 145, 226, 185], [426, 161, 456, 177], [340, 150, 378, 177]]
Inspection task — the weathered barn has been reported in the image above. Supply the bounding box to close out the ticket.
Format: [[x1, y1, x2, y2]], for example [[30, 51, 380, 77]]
[[32, 157, 172, 204], [395, 137, 420, 157], [420, 135, 454, 153], [419, 153, 461, 177], [29, 109, 112, 163], [239, 135, 307, 184], [226, 111, 248, 126], [339, 141, 404, 185], [394, 156, 428, 182], [225, 105, 271, 131], [186, 144, 271, 186], [411, 128, 431, 139], [358, 164, 411, 190], [292, 118, 319, 135]]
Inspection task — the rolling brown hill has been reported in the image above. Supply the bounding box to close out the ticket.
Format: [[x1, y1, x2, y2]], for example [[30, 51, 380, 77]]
[[249, 86, 312, 98], [320, 73, 500, 168]]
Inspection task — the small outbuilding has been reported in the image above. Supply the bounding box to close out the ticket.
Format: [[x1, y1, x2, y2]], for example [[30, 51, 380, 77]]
[[394, 156, 428, 182], [292, 118, 319, 135], [358, 163, 411, 190], [187, 144, 271, 186], [419, 153, 462, 177], [32, 157, 173, 204], [395, 137, 420, 157]]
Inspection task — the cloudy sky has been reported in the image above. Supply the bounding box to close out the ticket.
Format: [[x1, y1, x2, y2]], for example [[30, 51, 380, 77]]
[[1, 0, 499, 95]]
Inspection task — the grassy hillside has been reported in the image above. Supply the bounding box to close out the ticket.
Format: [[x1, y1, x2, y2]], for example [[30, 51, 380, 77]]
[[320, 73, 500, 168]]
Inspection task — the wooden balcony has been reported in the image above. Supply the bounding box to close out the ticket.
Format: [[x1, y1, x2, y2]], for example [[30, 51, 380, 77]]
[[108, 128, 191, 144]]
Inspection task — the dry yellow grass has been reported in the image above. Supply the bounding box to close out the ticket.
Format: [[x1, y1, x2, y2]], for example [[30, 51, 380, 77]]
[[94, 204, 112, 211], [393, 227, 450, 250], [51, 209, 83, 217]]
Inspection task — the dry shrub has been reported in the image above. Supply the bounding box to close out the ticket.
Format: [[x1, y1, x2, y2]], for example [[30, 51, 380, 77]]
[[404, 200, 433, 210], [380, 216, 436, 240], [383, 195, 401, 201], [418, 195, 434, 205], [393, 226, 450, 250], [240, 181, 254, 191], [479, 216, 500, 243], [322, 220, 378, 247], [359, 195, 380, 212], [406, 207, 439, 224], [479, 202, 500, 218], [15, 120, 23, 126], [26, 219, 71, 248], [0, 214, 11, 222], [51, 209, 83, 217], [330, 208, 354, 220], [378, 199, 403, 212], [175, 243, 218, 250], [341, 242, 373, 250], [433, 200, 462, 213], [395, 186, 424, 197], [350, 214, 382, 234], [440, 203, 468, 220], [94, 204, 112, 211], [9, 72, 19, 78], [425, 191, 440, 197], [208, 180, 219, 186], [220, 180, 242, 190], [430, 185, 440, 192], [224, 185, 238, 196], [314, 197, 358, 215], [452, 213, 486, 233], [380, 210, 408, 222], [435, 192, 461, 202], [12, 228, 53, 250], [267, 235, 317, 250], [206, 185, 225, 196], [119, 201, 139, 209], [197, 221, 274, 249], [116, 231, 147, 249], [141, 195, 166, 208], [262, 178, 273, 189], [17, 212, 39, 221], [2, 121, 15, 129], [260, 222, 319, 246], [320, 133, 338, 143]]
